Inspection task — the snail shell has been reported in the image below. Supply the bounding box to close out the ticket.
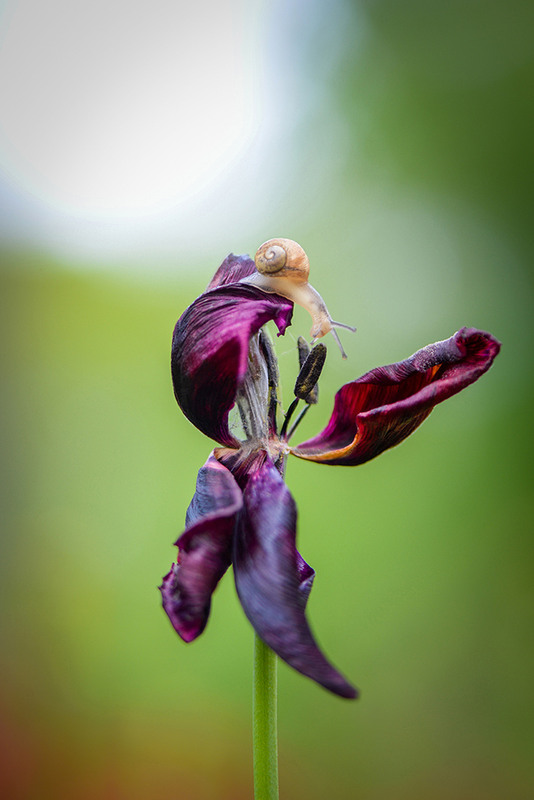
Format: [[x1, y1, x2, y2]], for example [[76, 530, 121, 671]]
[[255, 238, 309, 285]]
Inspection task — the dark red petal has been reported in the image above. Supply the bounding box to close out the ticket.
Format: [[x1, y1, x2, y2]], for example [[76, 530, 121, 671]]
[[172, 284, 293, 447], [160, 453, 242, 642], [293, 328, 500, 466], [233, 458, 358, 699], [206, 253, 257, 290]]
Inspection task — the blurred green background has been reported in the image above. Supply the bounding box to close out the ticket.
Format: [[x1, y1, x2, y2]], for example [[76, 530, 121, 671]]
[[1, 1, 533, 798]]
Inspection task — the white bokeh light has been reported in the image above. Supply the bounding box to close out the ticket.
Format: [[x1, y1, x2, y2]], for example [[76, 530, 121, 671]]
[[0, 0, 263, 217]]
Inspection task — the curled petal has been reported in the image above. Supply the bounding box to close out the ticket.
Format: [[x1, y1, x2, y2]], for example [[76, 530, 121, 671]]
[[296, 550, 315, 606], [206, 253, 257, 290], [160, 453, 242, 642], [293, 327, 501, 466], [172, 284, 293, 446], [233, 459, 358, 699]]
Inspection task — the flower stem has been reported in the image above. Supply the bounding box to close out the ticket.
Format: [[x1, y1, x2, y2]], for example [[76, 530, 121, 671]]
[[253, 633, 279, 800]]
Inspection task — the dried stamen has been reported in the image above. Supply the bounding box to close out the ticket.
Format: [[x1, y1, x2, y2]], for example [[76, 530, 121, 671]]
[[294, 343, 327, 403], [280, 340, 328, 441]]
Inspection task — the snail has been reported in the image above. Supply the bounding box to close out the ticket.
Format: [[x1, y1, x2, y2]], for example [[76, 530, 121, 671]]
[[240, 238, 356, 358]]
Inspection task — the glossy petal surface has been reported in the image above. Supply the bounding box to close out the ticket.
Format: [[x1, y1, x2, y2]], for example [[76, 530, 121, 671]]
[[233, 458, 358, 698], [293, 327, 501, 466], [206, 253, 257, 290], [160, 454, 242, 642], [172, 283, 293, 446]]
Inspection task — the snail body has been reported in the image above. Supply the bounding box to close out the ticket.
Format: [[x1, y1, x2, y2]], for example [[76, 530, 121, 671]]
[[240, 238, 355, 358]]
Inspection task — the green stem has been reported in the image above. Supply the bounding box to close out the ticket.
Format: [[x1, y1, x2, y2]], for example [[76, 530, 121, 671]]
[[253, 633, 279, 800]]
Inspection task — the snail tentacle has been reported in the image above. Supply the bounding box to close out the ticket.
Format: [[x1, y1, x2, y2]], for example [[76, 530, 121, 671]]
[[330, 321, 357, 333]]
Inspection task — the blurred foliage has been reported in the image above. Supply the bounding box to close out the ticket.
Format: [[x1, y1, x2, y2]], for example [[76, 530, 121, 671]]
[[337, 0, 534, 238], [1, 0, 534, 798]]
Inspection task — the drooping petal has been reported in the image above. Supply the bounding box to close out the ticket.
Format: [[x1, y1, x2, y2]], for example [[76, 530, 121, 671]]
[[233, 458, 358, 699], [205, 253, 257, 290], [293, 327, 500, 465], [296, 550, 315, 605], [160, 453, 243, 642], [172, 284, 293, 446]]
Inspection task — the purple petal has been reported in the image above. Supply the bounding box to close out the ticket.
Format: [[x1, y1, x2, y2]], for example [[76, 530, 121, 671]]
[[293, 327, 500, 466], [172, 284, 293, 447], [160, 453, 242, 642], [296, 550, 315, 606], [233, 458, 358, 699], [206, 253, 257, 290]]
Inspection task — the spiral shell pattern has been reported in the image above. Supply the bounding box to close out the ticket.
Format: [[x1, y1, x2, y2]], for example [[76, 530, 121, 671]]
[[254, 238, 310, 283], [255, 243, 287, 274]]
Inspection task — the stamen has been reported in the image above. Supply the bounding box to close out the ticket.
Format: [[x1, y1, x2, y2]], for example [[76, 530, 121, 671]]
[[297, 337, 319, 404], [294, 343, 327, 401], [297, 336, 311, 366], [280, 397, 299, 440], [282, 340, 328, 441]]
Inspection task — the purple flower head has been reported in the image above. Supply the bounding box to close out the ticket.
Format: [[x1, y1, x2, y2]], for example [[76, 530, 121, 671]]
[[161, 239, 500, 698]]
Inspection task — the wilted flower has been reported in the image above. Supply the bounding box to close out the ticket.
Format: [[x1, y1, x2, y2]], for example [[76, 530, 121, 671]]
[[161, 240, 500, 698]]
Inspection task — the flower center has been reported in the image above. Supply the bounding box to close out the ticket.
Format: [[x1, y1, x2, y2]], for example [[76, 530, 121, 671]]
[[231, 329, 327, 451]]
